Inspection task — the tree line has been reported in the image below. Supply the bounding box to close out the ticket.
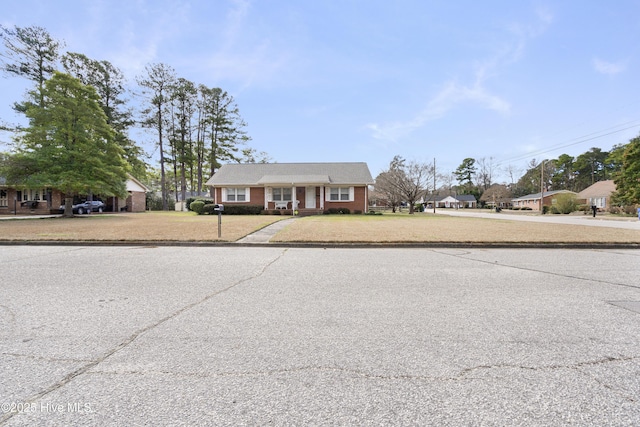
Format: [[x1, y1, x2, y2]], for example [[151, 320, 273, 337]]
[[0, 25, 266, 211], [374, 138, 640, 212]]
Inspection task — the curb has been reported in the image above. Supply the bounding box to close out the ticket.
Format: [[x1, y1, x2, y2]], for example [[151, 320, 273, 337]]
[[1, 240, 639, 249]]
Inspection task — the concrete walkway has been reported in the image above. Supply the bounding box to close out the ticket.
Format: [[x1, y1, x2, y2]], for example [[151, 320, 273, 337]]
[[433, 208, 640, 230], [0, 214, 60, 220], [235, 217, 297, 243]]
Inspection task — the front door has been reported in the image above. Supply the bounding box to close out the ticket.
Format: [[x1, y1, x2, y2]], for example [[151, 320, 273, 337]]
[[305, 187, 316, 209]]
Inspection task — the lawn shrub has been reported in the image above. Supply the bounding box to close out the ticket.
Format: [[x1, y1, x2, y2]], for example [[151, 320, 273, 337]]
[[552, 193, 578, 214], [202, 204, 263, 215], [521, 207, 532, 210], [189, 200, 205, 214], [324, 207, 351, 214], [185, 197, 213, 211]]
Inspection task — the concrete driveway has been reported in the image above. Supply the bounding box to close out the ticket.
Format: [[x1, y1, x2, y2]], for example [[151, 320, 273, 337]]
[[434, 208, 640, 230], [1, 246, 639, 425]]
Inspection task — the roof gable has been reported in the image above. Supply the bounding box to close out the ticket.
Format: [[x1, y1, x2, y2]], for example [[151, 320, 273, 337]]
[[206, 162, 374, 186], [577, 180, 616, 199], [512, 190, 576, 201]]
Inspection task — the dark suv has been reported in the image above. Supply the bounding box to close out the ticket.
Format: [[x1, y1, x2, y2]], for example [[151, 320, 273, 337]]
[[59, 200, 106, 214]]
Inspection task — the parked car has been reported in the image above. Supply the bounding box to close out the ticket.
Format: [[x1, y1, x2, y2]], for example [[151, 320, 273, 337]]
[[59, 200, 105, 214]]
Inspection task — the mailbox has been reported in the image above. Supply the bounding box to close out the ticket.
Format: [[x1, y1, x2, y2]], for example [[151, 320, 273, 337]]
[[214, 204, 224, 212]]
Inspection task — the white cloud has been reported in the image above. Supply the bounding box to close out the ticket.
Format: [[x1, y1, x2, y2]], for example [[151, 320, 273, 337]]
[[365, 81, 511, 142], [593, 58, 626, 75], [366, 8, 551, 143]]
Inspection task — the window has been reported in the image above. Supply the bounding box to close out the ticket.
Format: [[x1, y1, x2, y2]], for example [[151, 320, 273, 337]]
[[328, 187, 352, 201], [21, 189, 45, 201], [0, 190, 7, 207], [272, 187, 292, 201], [224, 187, 248, 202]]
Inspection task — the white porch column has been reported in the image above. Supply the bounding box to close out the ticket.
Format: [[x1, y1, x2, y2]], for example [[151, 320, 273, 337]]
[[264, 187, 268, 210], [320, 186, 325, 210], [291, 185, 296, 214]]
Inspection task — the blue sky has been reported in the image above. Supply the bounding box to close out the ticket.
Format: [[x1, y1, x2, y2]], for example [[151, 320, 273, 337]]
[[2, 0, 640, 182]]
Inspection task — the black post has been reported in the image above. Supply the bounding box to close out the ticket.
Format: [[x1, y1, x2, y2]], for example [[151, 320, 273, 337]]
[[218, 211, 222, 238]]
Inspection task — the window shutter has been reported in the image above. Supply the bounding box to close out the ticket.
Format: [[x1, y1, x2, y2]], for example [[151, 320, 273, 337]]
[[349, 187, 354, 201], [222, 188, 227, 202], [266, 187, 273, 202], [325, 187, 330, 202], [245, 187, 251, 202]]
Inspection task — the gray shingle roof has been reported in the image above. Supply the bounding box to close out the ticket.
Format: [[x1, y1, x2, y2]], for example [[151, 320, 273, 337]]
[[206, 163, 374, 186], [512, 190, 576, 201]]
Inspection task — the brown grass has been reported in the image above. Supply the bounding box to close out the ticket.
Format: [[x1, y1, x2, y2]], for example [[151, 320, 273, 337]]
[[0, 212, 284, 242], [1, 211, 639, 244], [271, 214, 640, 243]]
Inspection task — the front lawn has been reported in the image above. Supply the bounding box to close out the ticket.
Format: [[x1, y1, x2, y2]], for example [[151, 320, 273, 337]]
[[271, 213, 640, 243], [0, 211, 284, 242]]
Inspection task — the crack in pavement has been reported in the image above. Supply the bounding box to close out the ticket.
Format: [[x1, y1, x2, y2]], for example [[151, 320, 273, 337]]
[[0, 248, 289, 425], [432, 249, 640, 290], [1, 353, 93, 364], [84, 354, 639, 386]]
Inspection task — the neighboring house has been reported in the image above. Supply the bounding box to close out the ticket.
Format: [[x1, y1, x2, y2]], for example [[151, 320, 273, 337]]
[[205, 162, 374, 214], [479, 184, 513, 209], [0, 174, 149, 215], [577, 180, 616, 210], [511, 190, 577, 211], [423, 194, 477, 209]]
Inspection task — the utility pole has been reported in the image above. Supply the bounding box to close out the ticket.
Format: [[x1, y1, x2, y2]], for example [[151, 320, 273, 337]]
[[540, 160, 545, 214], [433, 158, 436, 213]]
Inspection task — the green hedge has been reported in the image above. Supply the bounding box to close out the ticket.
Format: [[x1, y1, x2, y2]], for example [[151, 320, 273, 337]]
[[324, 207, 351, 214], [185, 197, 213, 211], [189, 200, 205, 214], [202, 204, 263, 215]]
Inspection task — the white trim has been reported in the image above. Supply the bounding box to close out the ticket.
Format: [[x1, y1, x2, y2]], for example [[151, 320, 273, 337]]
[[222, 187, 249, 202], [326, 186, 354, 202]]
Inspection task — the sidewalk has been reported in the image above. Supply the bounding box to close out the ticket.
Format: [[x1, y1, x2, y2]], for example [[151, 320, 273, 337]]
[[235, 217, 297, 243], [0, 214, 60, 220]]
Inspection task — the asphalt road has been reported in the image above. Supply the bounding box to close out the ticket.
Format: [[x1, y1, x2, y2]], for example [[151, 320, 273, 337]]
[[1, 246, 640, 426]]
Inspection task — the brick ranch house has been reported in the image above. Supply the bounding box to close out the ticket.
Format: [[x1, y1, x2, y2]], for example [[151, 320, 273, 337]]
[[0, 174, 149, 215], [205, 162, 374, 214], [576, 180, 616, 211], [511, 190, 577, 211]]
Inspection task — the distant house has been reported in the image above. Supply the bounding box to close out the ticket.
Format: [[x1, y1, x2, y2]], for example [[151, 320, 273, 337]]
[[577, 180, 616, 211], [0, 174, 149, 215], [424, 194, 477, 209], [479, 184, 513, 209], [205, 162, 374, 214], [511, 190, 577, 211]]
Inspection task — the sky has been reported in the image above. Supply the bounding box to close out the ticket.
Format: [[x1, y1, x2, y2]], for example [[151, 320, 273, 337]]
[[2, 0, 640, 183]]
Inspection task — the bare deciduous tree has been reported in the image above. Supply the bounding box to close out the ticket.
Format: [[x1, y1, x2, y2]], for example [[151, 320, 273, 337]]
[[375, 156, 434, 214]]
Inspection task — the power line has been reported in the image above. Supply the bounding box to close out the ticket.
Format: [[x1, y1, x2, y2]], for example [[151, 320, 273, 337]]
[[495, 119, 640, 167]]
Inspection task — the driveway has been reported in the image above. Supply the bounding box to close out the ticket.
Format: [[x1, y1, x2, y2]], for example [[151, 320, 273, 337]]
[[434, 208, 640, 230], [1, 246, 639, 425]]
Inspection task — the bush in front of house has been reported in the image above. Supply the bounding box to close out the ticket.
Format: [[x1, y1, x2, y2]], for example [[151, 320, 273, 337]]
[[552, 193, 578, 214], [186, 197, 213, 211], [189, 200, 205, 214], [202, 204, 263, 215], [324, 207, 351, 214]]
